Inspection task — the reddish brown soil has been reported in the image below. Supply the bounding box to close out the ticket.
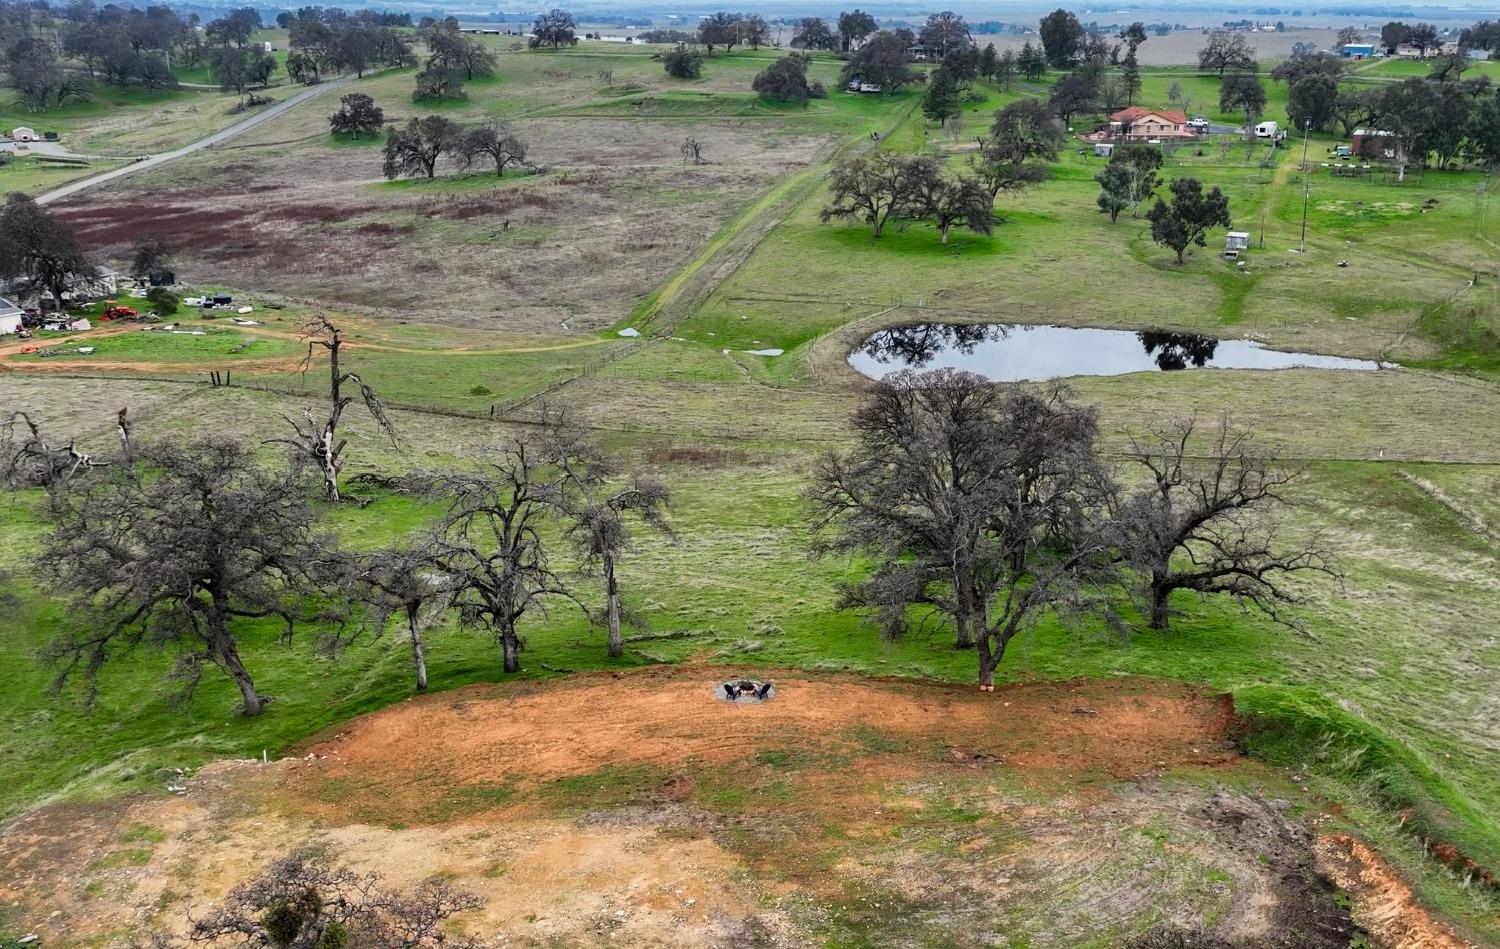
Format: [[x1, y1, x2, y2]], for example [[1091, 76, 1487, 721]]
[[277, 667, 1236, 825], [0, 670, 1465, 948], [1315, 833, 1477, 948]]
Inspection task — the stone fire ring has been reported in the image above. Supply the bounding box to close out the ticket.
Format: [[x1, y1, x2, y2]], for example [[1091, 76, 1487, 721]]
[[716, 678, 774, 704]]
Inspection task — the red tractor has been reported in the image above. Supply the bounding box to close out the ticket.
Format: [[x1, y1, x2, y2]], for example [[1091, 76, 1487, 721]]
[[102, 305, 138, 321]]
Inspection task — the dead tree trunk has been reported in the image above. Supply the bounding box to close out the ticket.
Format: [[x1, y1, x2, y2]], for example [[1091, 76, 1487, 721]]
[[499, 616, 521, 673], [406, 602, 428, 691], [274, 316, 397, 503], [603, 550, 622, 658], [209, 602, 264, 715]]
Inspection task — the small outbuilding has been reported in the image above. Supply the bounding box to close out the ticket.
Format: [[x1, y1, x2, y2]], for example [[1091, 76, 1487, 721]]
[[1339, 43, 1375, 59], [1094, 143, 1115, 157], [0, 298, 22, 335], [11, 127, 38, 142], [1223, 231, 1251, 259], [1352, 128, 1395, 158]]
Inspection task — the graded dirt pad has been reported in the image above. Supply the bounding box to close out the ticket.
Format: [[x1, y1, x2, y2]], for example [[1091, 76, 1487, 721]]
[[0, 670, 1441, 948], [276, 669, 1237, 824]]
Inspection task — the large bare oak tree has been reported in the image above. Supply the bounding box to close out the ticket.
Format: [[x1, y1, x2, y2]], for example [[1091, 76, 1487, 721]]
[[40, 439, 331, 715], [1120, 416, 1339, 630], [810, 369, 1121, 688]]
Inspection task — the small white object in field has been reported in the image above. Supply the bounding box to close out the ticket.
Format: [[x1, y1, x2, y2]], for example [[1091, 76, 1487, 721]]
[[617, 327, 640, 337], [747, 349, 784, 357], [238, 306, 253, 313], [77, 346, 94, 353]]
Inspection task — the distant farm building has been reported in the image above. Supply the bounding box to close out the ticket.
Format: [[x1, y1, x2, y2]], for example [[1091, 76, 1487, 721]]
[[1352, 128, 1396, 158], [11, 127, 38, 142], [1107, 107, 1193, 141], [1223, 231, 1251, 259], [0, 298, 21, 335], [1339, 43, 1375, 58]]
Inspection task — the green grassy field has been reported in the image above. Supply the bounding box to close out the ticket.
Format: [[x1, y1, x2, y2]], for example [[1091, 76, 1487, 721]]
[[4, 44, 1500, 945]]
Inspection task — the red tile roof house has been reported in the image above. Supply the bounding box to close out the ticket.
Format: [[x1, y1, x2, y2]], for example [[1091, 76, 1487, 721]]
[[1106, 107, 1196, 141]]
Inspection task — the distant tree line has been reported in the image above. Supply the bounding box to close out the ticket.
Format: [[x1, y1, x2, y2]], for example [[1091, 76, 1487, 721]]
[[282, 6, 417, 85], [380, 115, 533, 180], [822, 99, 1062, 243]]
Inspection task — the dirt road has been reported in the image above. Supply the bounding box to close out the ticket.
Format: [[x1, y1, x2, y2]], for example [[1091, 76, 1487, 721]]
[[34, 76, 359, 206]]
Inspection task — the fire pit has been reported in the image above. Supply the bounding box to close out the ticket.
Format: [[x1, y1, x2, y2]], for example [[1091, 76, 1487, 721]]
[[716, 678, 774, 703]]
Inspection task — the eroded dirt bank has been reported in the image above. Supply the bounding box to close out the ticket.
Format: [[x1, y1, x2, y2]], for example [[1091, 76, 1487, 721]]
[[0, 669, 1469, 947]]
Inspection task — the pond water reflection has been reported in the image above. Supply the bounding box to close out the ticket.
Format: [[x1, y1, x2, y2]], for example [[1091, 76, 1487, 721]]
[[849, 323, 1388, 382]]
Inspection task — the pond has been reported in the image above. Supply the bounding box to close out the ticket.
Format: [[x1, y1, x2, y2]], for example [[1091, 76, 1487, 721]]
[[848, 323, 1390, 382]]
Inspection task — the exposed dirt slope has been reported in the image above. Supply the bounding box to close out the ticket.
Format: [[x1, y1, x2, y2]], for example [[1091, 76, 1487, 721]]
[[0, 669, 1466, 948]]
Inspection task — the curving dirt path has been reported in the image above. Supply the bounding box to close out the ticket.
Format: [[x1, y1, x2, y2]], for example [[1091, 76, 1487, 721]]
[[34, 76, 361, 206]]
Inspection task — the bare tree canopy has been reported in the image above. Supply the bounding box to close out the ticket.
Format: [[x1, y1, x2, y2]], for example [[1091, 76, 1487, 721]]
[[39, 438, 332, 715], [1, 411, 114, 504], [821, 152, 924, 238], [809, 369, 1121, 688], [1197, 30, 1256, 75], [459, 121, 530, 177], [1120, 416, 1339, 631], [545, 414, 675, 658], [350, 536, 455, 691], [427, 436, 573, 674], [271, 315, 399, 503], [902, 160, 994, 244], [154, 850, 483, 949]]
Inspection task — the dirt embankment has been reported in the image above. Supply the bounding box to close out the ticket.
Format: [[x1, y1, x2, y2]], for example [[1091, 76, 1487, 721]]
[[279, 669, 1236, 824], [1316, 834, 1479, 949], [0, 669, 1473, 948]]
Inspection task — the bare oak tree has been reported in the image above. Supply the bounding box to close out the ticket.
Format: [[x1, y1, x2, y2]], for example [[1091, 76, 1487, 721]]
[[353, 537, 454, 691], [546, 416, 675, 658], [821, 153, 922, 238], [176, 850, 482, 949], [809, 370, 1121, 688], [1120, 416, 1338, 630], [40, 439, 329, 715], [460, 121, 531, 177], [273, 315, 398, 502], [429, 438, 572, 674]]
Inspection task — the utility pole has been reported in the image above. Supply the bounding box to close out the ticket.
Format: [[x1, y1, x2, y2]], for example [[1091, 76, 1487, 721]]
[[1299, 120, 1311, 253]]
